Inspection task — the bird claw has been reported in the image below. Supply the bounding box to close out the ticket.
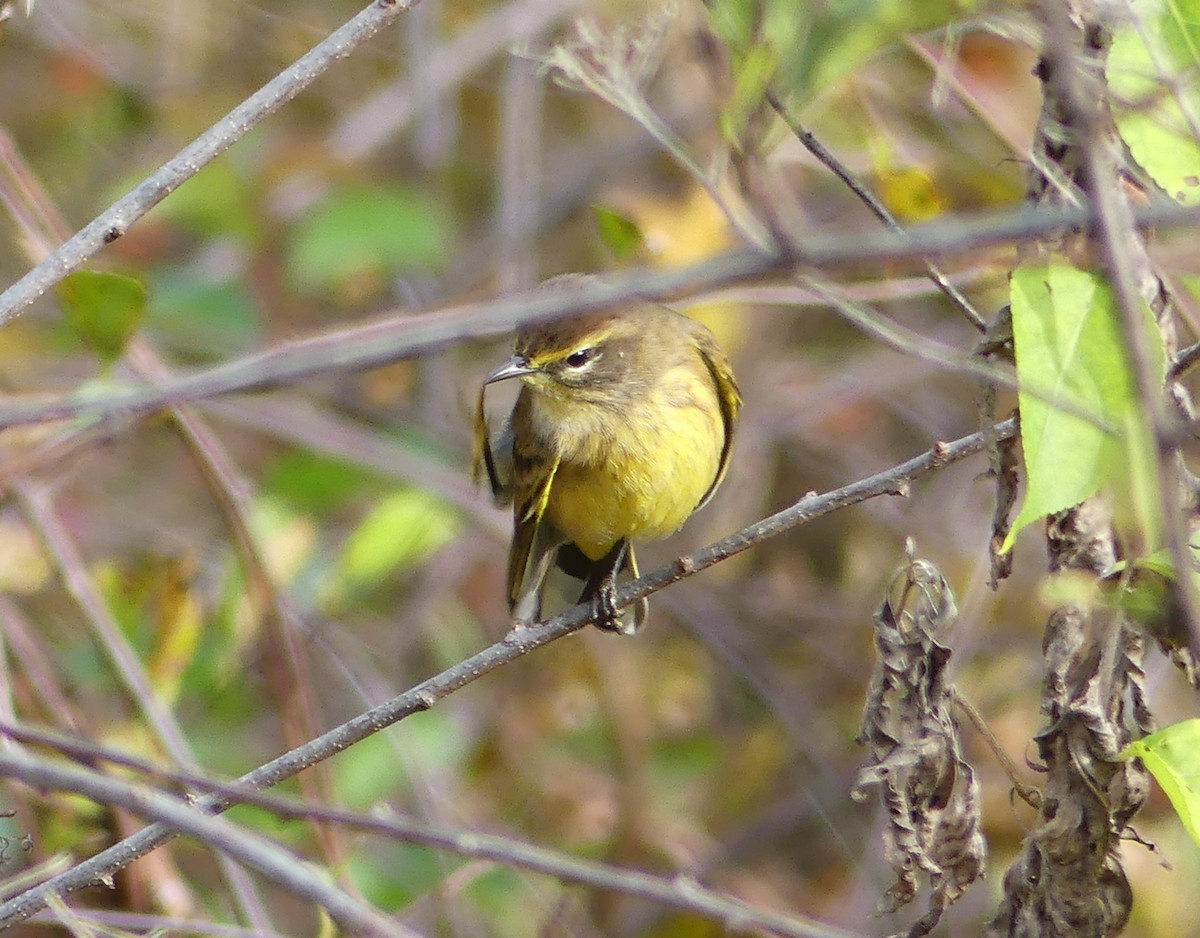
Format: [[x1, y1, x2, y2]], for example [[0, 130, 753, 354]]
[[592, 577, 630, 634]]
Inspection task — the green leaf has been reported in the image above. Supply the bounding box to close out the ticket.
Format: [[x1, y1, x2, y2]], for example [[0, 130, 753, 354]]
[[147, 273, 260, 358], [463, 867, 532, 938], [1003, 262, 1166, 551], [56, 269, 147, 365], [332, 733, 404, 809], [707, 0, 969, 112], [591, 204, 645, 259], [346, 842, 449, 911], [332, 708, 469, 808], [152, 159, 261, 241], [262, 450, 380, 514], [326, 488, 459, 602], [285, 184, 452, 295], [1108, 0, 1200, 205], [1123, 719, 1200, 849]]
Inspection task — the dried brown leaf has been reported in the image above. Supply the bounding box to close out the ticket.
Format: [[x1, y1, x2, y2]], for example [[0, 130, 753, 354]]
[[854, 552, 986, 937]]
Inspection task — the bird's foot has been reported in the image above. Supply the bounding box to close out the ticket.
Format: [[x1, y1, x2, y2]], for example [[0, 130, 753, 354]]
[[592, 576, 619, 629], [592, 576, 634, 634]]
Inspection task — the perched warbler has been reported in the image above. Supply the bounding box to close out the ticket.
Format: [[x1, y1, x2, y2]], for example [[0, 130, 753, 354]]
[[474, 276, 741, 634]]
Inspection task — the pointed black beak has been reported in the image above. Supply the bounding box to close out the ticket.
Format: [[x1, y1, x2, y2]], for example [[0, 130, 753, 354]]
[[484, 355, 535, 384]]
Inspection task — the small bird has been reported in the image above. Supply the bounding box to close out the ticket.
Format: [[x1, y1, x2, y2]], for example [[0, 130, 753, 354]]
[[474, 276, 741, 634]]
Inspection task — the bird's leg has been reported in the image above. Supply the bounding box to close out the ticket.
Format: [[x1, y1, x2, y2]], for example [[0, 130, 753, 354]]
[[586, 541, 629, 633]]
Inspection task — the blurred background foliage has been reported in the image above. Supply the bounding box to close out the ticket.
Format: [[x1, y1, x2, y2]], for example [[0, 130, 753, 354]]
[[0, 0, 1198, 936]]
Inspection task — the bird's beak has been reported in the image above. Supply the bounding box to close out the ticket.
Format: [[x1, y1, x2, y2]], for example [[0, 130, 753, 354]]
[[484, 355, 536, 384]]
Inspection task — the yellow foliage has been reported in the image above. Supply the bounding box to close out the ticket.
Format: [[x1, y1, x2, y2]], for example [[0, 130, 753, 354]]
[[612, 186, 747, 356]]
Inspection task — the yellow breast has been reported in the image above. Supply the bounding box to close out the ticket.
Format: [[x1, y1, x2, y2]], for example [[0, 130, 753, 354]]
[[541, 364, 724, 560]]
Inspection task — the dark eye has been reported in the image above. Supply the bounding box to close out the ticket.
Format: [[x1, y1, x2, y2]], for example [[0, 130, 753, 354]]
[[565, 347, 597, 368]]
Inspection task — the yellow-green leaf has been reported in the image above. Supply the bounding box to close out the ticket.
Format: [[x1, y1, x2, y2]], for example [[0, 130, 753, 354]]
[[591, 204, 645, 260], [326, 489, 459, 603], [1123, 719, 1200, 849], [1003, 263, 1166, 551], [1108, 0, 1200, 205], [285, 184, 452, 295], [57, 269, 147, 365]]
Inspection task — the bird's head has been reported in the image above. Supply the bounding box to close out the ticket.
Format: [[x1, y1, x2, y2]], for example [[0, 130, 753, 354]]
[[485, 311, 647, 403]]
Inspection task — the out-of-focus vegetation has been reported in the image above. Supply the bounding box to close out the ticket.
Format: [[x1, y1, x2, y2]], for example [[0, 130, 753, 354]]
[[0, 1, 1198, 936]]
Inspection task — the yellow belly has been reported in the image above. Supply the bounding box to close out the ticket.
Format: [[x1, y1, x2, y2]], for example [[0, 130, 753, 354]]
[[544, 384, 723, 560]]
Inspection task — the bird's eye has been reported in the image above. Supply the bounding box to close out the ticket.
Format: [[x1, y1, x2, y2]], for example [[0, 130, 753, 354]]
[[565, 347, 597, 368]]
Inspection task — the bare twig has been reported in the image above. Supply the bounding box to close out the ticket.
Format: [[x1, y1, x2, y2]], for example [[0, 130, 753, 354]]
[[799, 276, 1115, 433], [0, 249, 779, 431], [0, 417, 1014, 928], [0, 752, 420, 938], [951, 689, 1040, 809], [127, 347, 352, 879], [5, 192, 1193, 437], [12, 483, 197, 764], [767, 90, 988, 332], [0, 0, 426, 326], [28, 909, 293, 938], [329, 0, 587, 160], [11, 481, 277, 933], [1170, 339, 1200, 379], [200, 395, 504, 534], [537, 14, 771, 251], [0, 142, 284, 930], [1, 721, 861, 938], [0, 112, 352, 894]]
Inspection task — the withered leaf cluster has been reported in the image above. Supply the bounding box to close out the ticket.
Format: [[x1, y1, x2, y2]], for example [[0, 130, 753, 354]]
[[853, 553, 985, 938]]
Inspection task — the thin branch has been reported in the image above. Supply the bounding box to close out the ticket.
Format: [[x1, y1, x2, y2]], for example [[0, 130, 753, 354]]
[[773, 197, 1200, 264], [127, 347, 351, 879], [3, 192, 1192, 438], [0, 111, 350, 903], [766, 90, 988, 332], [901, 33, 1032, 158], [0, 201, 1198, 436], [199, 395, 506, 536], [0, 0, 426, 327], [799, 275, 1116, 433], [27, 909, 296, 938], [329, 0, 587, 160], [0, 249, 779, 432], [536, 14, 771, 250], [0, 416, 1015, 928], [12, 483, 194, 762], [1, 722, 862, 938], [951, 689, 1040, 809], [11, 481, 277, 934], [0, 753, 420, 938], [1170, 338, 1200, 379]]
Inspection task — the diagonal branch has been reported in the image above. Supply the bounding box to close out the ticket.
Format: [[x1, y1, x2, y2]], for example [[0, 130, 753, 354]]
[[2, 721, 861, 938], [0, 0, 426, 327], [0, 417, 1015, 928], [0, 752, 419, 938], [766, 90, 987, 332]]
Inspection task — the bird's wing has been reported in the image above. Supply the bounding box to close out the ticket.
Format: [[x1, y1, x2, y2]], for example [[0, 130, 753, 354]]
[[692, 325, 743, 510], [507, 436, 561, 613]]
